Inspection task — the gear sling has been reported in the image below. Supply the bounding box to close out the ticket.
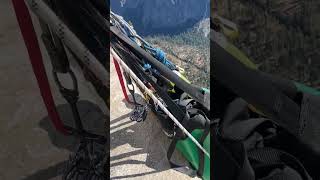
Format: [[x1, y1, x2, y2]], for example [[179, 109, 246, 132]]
[[110, 23, 211, 179]]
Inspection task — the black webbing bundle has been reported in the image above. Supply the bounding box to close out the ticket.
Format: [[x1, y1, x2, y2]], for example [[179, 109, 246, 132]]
[[213, 38, 301, 137], [213, 98, 313, 180], [52, 0, 109, 65]]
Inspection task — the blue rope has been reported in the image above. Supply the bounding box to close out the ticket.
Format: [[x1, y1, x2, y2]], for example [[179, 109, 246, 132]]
[[154, 48, 176, 70], [111, 11, 177, 71], [143, 45, 176, 71]]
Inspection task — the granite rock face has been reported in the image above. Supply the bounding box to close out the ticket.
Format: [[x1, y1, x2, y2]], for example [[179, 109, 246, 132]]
[[111, 0, 210, 36]]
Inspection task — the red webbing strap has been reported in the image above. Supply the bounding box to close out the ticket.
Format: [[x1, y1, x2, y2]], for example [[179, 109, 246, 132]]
[[12, 0, 69, 135], [112, 56, 132, 103]]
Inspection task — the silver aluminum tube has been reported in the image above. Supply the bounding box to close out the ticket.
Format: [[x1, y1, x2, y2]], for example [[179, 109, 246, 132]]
[[111, 48, 210, 159], [26, 0, 109, 88]]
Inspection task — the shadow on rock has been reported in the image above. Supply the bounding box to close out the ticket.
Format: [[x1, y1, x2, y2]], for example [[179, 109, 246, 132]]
[[22, 100, 108, 180], [21, 161, 66, 180], [110, 94, 187, 179], [121, 93, 147, 109]]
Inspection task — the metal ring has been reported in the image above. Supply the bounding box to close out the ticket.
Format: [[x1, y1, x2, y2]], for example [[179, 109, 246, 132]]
[[53, 69, 78, 92]]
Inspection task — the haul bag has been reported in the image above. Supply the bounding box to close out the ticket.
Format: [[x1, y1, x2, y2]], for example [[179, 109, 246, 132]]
[[176, 129, 210, 180]]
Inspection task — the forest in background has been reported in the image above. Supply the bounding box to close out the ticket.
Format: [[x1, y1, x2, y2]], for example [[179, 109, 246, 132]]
[[214, 0, 320, 89], [145, 19, 210, 89]]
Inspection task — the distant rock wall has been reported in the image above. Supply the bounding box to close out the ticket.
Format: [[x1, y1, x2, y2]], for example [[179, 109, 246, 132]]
[[110, 0, 210, 36]]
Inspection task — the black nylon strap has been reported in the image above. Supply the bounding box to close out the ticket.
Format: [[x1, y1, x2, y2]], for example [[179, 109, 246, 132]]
[[212, 133, 255, 180], [123, 72, 138, 104], [248, 148, 312, 180], [197, 123, 210, 177], [167, 112, 210, 177], [212, 37, 301, 137], [259, 168, 303, 180], [54, 0, 108, 63], [167, 137, 180, 168]]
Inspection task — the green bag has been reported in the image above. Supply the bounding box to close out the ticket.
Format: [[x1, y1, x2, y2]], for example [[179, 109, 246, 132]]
[[164, 90, 210, 180], [176, 129, 210, 180]]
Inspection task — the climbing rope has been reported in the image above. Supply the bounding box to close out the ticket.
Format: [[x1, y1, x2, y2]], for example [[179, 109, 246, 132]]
[[110, 12, 177, 71]]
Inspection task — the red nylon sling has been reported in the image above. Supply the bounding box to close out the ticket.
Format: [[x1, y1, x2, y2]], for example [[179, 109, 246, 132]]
[[12, 0, 69, 135], [112, 55, 132, 104]]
